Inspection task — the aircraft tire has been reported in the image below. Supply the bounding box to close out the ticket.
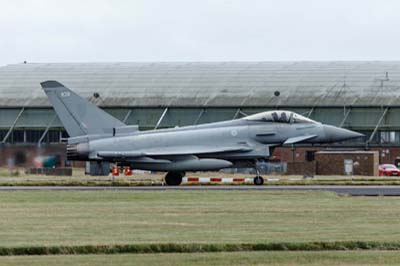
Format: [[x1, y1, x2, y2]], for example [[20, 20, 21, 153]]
[[165, 171, 184, 186], [253, 176, 264, 186]]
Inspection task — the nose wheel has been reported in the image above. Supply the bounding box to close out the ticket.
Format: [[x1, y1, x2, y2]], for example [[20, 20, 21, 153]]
[[253, 175, 264, 186], [253, 160, 264, 185]]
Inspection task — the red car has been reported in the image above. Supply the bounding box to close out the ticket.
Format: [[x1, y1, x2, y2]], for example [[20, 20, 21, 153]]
[[379, 164, 400, 176]]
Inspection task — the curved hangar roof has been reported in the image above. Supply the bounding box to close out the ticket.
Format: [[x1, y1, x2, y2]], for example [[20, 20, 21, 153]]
[[0, 62, 400, 107]]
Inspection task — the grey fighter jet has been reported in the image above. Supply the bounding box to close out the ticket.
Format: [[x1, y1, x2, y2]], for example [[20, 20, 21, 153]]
[[41, 81, 363, 185]]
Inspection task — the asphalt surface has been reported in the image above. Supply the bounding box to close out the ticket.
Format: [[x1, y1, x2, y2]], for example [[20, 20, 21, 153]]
[[0, 185, 400, 196]]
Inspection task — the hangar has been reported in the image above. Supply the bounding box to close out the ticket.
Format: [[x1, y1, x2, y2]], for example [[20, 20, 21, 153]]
[[0, 61, 399, 165]]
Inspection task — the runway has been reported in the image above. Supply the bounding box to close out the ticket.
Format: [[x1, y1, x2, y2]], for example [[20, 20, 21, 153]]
[[1, 185, 400, 196]]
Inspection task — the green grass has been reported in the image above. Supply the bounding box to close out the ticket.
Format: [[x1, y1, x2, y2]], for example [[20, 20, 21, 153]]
[[1, 251, 400, 266], [0, 190, 400, 248]]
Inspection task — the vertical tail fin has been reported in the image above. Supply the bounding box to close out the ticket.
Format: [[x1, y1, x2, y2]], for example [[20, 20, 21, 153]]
[[41, 80, 125, 137]]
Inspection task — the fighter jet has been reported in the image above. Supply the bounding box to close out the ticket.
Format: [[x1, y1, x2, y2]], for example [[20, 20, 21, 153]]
[[41, 80, 363, 185]]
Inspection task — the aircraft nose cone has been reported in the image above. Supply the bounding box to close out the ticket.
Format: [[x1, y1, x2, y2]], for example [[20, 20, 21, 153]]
[[323, 125, 364, 142]]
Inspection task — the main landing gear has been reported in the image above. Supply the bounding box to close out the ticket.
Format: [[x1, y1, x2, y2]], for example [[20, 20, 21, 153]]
[[164, 171, 184, 186], [253, 161, 264, 186]]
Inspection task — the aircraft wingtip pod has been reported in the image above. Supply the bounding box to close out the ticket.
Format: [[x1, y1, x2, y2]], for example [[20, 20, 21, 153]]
[[40, 80, 65, 89]]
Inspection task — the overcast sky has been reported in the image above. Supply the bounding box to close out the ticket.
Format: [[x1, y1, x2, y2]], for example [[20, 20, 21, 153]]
[[0, 0, 399, 66]]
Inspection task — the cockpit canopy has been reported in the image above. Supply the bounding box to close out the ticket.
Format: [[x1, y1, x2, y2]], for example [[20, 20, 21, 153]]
[[244, 110, 318, 124]]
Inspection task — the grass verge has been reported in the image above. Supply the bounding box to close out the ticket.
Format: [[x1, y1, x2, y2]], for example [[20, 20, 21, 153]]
[[2, 241, 400, 256]]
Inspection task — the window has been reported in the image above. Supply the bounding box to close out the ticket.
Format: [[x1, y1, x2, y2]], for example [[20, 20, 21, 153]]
[[305, 151, 315, 161], [0, 130, 7, 141], [380, 131, 399, 144], [0, 129, 66, 144], [26, 130, 44, 143], [11, 130, 24, 143], [47, 130, 61, 143]]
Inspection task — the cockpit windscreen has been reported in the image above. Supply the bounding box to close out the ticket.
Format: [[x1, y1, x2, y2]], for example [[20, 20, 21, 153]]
[[244, 111, 317, 124]]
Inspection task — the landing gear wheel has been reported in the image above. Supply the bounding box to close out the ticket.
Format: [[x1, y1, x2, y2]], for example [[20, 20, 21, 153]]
[[253, 176, 264, 186], [165, 171, 184, 186]]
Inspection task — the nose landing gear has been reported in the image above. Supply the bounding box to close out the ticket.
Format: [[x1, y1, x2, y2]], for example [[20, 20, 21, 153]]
[[253, 161, 264, 186], [253, 175, 264, 185]]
